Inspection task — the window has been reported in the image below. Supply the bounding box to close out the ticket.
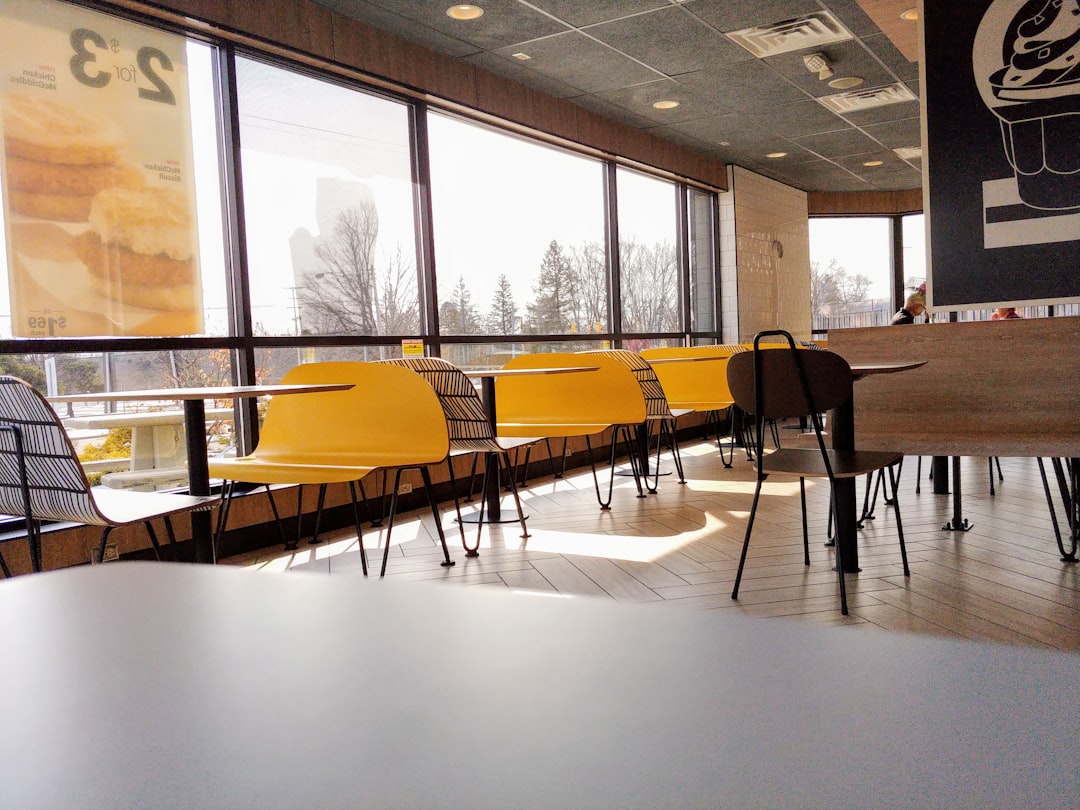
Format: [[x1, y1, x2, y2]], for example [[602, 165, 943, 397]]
[[808, 217, 893, 330], [427, 112, 607, 337], [687, 186, 717, 334], [616, 168, 679, 338], [235, 57, 419, 338]]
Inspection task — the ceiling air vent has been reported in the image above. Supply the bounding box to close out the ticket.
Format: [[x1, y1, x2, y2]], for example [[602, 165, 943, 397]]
[[817, 83, 918, 114], [725, 11, 853, 58]]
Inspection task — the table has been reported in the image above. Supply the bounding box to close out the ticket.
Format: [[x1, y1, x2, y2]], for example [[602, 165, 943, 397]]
[[1, 562, 1076, 808], [831, 362, 926, 572], [49, 384, 352, 563], [464, 367, 598, 527], [64, 407, 234, 472]]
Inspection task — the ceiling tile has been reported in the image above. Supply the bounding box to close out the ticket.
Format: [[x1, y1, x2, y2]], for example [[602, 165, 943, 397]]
[[464, 51, 583, 98], [795, 127, 882, 157], [593, 79, 734, 124], [749, 99, 851, 138], [860, 116, 920, 149], [495, 31, 660, 93], [361, 0, 570, 51], [586, 6, 752, 75], [526, 0, 670, 27], [687, 0, 826, 33], [675, 59, 809, 110]]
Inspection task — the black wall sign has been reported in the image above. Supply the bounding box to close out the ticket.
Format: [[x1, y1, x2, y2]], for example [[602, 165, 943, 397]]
[[923, 0, 1080, 308]]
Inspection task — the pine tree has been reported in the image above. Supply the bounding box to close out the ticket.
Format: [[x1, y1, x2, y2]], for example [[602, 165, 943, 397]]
[[526, 239, 574, 333], [486, 273, 517, 334]]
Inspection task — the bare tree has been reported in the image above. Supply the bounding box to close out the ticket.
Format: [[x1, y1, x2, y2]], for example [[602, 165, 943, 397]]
[[299, 201, 420, 336], [811, 258, 871, 319], [568, 241, 608, 334], [619, 238, 677, 332]]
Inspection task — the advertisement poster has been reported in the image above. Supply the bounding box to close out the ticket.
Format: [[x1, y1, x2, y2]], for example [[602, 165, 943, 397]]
[[0, 0, 202, 337], [922, 0, 1080, 309]]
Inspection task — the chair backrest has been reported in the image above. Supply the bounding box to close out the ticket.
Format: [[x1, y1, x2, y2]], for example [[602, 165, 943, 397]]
[[0, 376, 106, 526], [726, 336, 853, 420], [379, 357, 494, 443], [496, 353, 646, 438], [578, 349, 671, 418], [639, 347, 735, 411], [254, 362, 449, 468]]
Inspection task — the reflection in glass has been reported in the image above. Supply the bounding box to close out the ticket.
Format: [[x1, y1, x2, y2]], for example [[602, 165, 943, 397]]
[[235, 57, 419, 337], [428, 112, 607, 336], [616, 168, 678, 335]]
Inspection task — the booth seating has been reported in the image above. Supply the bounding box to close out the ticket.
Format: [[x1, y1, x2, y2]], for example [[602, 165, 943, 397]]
[[209, 362, 459, 576], [496, 352, 646, 509], [640, 345, 739, 466]]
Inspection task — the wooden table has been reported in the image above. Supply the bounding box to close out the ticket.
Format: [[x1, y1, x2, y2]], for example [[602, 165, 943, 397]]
[[50, 385, 352, 563], [464, 367, 598, 527], [1, 562, 1076, 808], [832, 362, 927, 572]]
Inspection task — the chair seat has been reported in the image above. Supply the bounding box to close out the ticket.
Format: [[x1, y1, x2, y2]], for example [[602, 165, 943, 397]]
[[91, 486, 219, 526], [762, 448, 903, 479]]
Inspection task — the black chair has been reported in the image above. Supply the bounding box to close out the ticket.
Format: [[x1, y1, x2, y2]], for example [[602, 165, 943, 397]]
[[0, 375, 218, 574], [726, 331, 910, 615]]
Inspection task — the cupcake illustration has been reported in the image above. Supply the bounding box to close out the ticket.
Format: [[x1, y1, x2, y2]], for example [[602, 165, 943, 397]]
[[974, 0, 1080, 210]]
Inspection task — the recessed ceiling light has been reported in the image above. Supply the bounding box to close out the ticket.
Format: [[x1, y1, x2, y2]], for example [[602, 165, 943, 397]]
[[512, 52, 531, 60], [828, 76, 864, 90], [446, 4, 484, 20], [765, 151, 788, 158], [900, 8, 918, 22], [862, 160, 884, 167], [652, 100, 680, 110], [718, 141, 731, 147]]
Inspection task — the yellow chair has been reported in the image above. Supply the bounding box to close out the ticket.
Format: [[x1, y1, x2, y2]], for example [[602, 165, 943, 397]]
[[640, 345, 740, 467], [579, 348, 689, 491], [209, 362, 457, 576], [496, 352, 647, 509]]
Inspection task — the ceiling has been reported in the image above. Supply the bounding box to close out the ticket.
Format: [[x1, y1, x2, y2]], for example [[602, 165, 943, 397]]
[[310, 0, 924, 194]]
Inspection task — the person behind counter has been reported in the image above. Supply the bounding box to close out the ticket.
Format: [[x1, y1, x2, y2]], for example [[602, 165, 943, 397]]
[[891, 292, 926, 325], [991, 307, 1022, 320]]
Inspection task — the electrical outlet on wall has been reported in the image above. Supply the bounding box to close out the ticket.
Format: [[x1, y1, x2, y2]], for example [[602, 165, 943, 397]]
[[399, 482, 412, 494]]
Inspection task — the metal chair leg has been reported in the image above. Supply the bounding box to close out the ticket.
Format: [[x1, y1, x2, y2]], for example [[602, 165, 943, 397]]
[[348, 481, 368, 575], [731, 480, 763, 600]]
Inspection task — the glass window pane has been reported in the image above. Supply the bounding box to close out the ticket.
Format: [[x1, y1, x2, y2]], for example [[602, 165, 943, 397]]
[[808, 217, 893, 331], [902, 214, 926, 292], [687, 187, 717, 334], [235, 57, 419, 337], [427, 112, 607, 337], [617, 168, 679, 334]]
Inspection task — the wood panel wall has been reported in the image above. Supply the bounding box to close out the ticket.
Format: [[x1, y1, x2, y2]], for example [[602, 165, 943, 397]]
[[827, 318, 1080, 457], [808, 188, 924, 215]]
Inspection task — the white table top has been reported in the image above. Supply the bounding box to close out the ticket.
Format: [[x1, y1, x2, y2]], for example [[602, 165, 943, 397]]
[[0, 562, 1076, 809], [48, 383, 353, 403], [464, 366, 600, 378]]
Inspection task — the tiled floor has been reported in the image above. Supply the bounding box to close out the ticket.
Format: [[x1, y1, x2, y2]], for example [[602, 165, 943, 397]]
[[223, 440, 1080, 650]]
